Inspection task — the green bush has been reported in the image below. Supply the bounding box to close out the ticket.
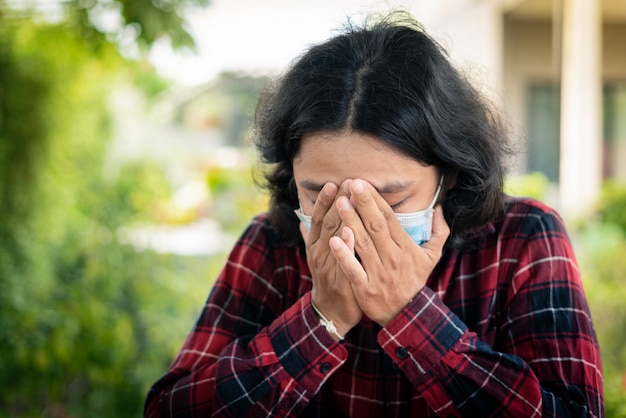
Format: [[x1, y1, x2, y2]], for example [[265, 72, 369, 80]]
[[205, 154, 268, 235], [504, 171, 550, 200], [576, 185, 626, 416], [0, 18, 223, 417], [598, 180, 626, 233]]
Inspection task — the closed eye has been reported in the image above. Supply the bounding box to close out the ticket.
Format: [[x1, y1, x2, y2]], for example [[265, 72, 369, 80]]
[[389, 200, 406, 211]]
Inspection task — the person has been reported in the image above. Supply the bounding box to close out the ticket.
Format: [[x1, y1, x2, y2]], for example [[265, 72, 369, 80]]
[[144, 13, 603, 417]]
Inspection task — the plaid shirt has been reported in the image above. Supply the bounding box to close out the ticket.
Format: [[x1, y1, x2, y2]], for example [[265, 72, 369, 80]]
[[145, 196, 603, 417]]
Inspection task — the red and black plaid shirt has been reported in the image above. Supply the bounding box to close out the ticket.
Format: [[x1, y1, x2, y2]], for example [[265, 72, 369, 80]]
[[145, 196, 603, 417]]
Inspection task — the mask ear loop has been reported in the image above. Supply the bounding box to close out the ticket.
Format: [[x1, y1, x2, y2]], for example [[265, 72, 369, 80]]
[[393, 175, 444, 227], [294, 207, 310, 222], [294, 207, 312, 232], [428, 175, 445, 210]]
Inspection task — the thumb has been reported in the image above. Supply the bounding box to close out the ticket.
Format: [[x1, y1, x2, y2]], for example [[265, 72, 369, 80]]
[[421, 205, 450, 261]]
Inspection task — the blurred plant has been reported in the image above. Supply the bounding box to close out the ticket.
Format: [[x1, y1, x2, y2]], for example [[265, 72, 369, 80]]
[[597, 180, 626, 233], [205, 149, 268, 235], [3, 0, 210, 51], [0, 9, 219, 418], [504, 171, 550, 200], [574, 181, 626, 417], [101, 161, 173, 225], [576, 222, 626, 417]]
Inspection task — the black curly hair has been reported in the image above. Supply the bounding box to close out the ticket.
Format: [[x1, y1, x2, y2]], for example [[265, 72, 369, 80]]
[[254, 13, 511, 247]]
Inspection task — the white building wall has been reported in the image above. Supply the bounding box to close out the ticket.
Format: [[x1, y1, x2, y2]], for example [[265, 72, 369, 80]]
[[559, 0, 603, 217], [426, 0, 504, 99]]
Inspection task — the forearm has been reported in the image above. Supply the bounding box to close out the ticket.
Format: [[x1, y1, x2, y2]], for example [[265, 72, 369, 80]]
[[145, 293, 347, 417], [144, 362, 218, 418], [379, 287, 603, 417]]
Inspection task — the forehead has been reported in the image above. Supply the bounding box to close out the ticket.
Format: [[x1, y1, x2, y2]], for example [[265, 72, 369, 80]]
[[293, 130, 433, 189]]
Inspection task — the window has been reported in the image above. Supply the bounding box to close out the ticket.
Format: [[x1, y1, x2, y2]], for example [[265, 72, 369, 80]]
[[604, 83, 626, 179], [525, 82, 626, 182], [526, 84, 560, 182]]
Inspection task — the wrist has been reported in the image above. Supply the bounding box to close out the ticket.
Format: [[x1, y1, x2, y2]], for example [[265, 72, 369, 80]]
[[311, 300, 345, 342]]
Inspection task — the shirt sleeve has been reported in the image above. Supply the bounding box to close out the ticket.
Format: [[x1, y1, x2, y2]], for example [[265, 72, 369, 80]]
[[377, 205, 604, 417], [144, 219, 347, 417]]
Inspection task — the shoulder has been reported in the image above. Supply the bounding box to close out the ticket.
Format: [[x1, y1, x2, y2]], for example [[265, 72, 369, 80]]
[[231, 213, 304, 264], [499, 195, 568, 236], [236, 213, 294, 250], [458, 195, 571, 252], [206, 215, 306, 329]]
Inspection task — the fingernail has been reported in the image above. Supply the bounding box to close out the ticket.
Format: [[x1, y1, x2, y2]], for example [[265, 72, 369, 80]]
[[337, 196, 351, 211], [329, 237, 341, 250], [341, 179, 352, 193], [323, 183, 335, 196], [353, 180, 364, 194]]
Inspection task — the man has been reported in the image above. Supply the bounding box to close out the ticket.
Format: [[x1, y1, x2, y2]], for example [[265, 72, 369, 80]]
[[145, 14, 603, 417]]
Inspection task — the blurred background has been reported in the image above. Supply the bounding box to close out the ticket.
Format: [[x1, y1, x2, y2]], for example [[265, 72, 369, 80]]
[[0, 0, 625, 416]]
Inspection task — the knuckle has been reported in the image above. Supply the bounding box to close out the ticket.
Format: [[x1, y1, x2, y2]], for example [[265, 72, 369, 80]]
[[311, 218, 324, 229], [387, 253, 401, 270], [310, 251, 325, 269], [368, 214, 387, 233], [356, 233, 372, 249], [321, 216, 340, 233], [323, 222, 338, 233], [363, 287, 377, 300], [381, 207, 395, 221], [343, 264, 360, 279]]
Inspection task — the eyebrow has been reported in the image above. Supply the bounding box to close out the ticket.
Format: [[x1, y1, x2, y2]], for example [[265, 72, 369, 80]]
[[299, 179, 415, 194]]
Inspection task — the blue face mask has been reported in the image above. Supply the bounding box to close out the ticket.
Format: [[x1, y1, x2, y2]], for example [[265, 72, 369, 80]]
[[295, 176, 444, 245]]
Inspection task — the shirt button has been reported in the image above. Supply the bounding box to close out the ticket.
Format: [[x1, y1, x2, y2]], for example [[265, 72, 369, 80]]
[[396, 347, 409, 359], [319, 362, 332, 373]]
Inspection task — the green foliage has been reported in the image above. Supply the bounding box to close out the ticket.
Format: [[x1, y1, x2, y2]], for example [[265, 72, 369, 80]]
[[598, 180, 626, 233], [575, 185, 626, 416], [99, 162, 173, 226], [0, 16, 221, 417], [504, 171, 550, 200], [128, 59, 173, 100], [2, 0, 211, 52], [64, 0, 211, 50], [205, 153, 268, 234]]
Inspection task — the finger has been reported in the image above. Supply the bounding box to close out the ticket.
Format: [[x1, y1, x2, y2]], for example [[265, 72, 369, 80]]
[[307, 182, 338, 243], [420, 204, 450, 261], [344, 180, 397, 261], [329, 232, 366, 284], [315, 182, 354, 246], [341, 225, 355, 252], [335, 194, 374, 258], [361, 182, 407, 241], [350, 179, 395, 237]]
